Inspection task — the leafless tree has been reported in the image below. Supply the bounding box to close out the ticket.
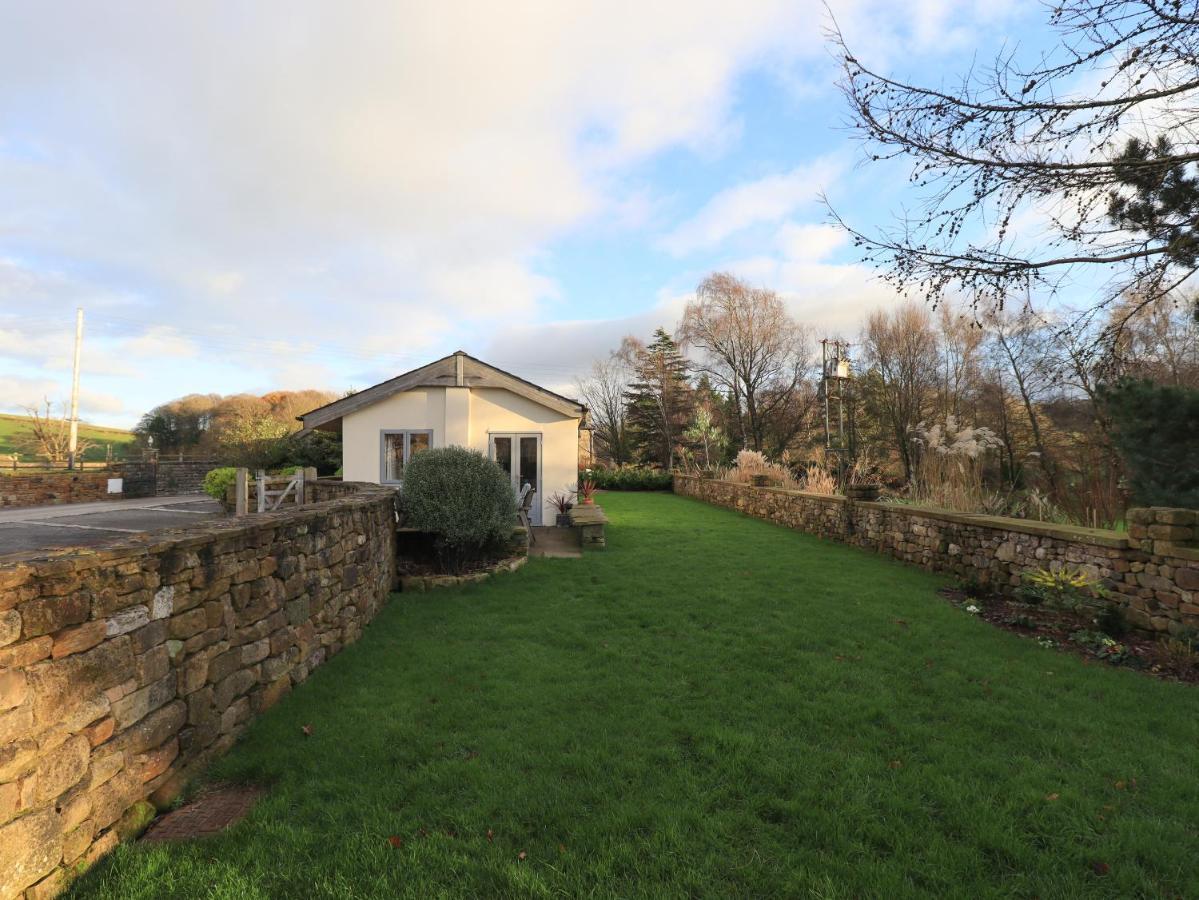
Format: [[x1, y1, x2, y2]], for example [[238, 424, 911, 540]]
[[576, 347, 635, 465], [935, 306, 984, 419], [984, 308, 1062, 496], [680, 272, 814, 453], [830, 1, 1199, 349], [1110, 291, 1199, 386], [860, 303, 940, 481], [15, 399, 94, 465]]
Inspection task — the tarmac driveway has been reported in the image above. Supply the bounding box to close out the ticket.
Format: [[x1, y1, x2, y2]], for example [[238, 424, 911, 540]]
[[0, 495, 224, 557]]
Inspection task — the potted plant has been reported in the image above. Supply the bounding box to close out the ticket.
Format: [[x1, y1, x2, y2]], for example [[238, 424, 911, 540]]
[[578, 477, 597, 505], [548, 491, 574, 527]]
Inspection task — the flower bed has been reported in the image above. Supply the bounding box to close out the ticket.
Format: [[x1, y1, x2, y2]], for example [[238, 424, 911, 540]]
[[941, 587, 1199, 683]]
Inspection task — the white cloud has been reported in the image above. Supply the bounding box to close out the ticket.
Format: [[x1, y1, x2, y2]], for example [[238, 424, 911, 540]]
[[660, 156, 847, 255], [0, 1, 1028, 424]]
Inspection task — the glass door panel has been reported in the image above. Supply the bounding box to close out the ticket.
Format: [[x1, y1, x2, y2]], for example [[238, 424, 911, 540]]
[[518, 436, 540, 524], [491, 436, 513, 480]]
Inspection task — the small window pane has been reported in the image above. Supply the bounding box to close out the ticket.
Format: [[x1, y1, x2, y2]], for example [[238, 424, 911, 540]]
[[383, 434, 404, 482], [492, 437, 513, 478], [410, 432, 430, 457]]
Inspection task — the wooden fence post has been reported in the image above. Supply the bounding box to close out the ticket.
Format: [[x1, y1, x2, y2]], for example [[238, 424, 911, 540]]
[[235, 468, 248, 517]]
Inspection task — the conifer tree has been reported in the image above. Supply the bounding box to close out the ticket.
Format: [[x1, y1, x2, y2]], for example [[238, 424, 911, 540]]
[[625, 328, 693, 468]]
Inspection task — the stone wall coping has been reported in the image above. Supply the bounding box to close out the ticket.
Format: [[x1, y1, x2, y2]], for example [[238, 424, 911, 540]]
[[0, 480, 397, 572], [674, 474, 1130, 549]]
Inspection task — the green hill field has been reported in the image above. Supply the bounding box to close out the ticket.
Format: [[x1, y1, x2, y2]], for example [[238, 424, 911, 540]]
[[0, 412, 136, 463]]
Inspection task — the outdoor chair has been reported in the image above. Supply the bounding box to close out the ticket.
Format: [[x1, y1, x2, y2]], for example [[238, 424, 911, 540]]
[[516, 482, 536, 544]]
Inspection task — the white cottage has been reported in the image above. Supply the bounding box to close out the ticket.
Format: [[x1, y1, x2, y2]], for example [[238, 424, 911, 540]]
[[297, 351, 587, 525]]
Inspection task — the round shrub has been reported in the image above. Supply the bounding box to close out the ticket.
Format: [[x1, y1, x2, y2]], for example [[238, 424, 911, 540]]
[[401, 447, 517, 572], [202, 467, 238, 502]]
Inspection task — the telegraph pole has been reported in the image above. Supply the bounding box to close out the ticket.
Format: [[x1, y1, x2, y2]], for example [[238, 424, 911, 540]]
[[68, 307, 83, 470]]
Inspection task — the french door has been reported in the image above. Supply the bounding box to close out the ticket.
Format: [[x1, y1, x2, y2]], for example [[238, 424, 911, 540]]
[[489, 433, 542, 525]]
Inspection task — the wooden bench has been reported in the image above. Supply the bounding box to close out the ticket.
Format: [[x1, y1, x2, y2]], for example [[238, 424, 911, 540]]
[[567, 503, 608, 550]]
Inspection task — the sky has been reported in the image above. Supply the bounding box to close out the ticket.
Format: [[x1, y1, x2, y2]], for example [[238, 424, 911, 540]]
[[0, 0, 1041, 428]]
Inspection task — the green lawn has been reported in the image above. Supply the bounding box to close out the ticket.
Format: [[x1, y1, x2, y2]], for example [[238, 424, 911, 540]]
[[73, 493, 1199, 898], [0, 413, 134, 463]]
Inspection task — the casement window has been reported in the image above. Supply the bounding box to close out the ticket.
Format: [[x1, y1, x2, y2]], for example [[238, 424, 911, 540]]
[[380, 430, 432, 483]]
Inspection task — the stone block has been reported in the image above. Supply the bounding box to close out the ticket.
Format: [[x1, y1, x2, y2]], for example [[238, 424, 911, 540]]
[[83, 827, 118, 867], [117, 699, 185, 756], [135, 736, 179, 784], [0, 609, 20, 648], [168, 607, 207, 640], [0, 669, 27, 711], [87, 747, 125, 791], [129, 619, 169, 655], [207, 647, 242, 685], [135, 645, 171, 686], [1148, 524, 1195, 542], [1155, 508, 1198, 526], [57, 783, 91, 832], [178, 652, 209, 695], [220, 695, 250, 733], [90, 768, 140, 831], [50, 620, 107, 659], [0, 739, 37, 782], [285, 597, 310, 626], [151, 586, 174, 620], [259, 675, 290, 711], [83, 716, 116, 748], [213, 669, 257, 711], [25, 637, 134, 728], [0, 809, 63, 900], [187, 686, 213, 727], [1122, 507, 1153, 526], [31, 734, 89, 806], [20, 591, 89, 639], [111, 671, 176, 730], [62, 819, 95, 864], [241, 638, 269, 666], [0, 781, 18, 827], [0, 704, 33, 746], [107, 604, 150, 637], [1176, 567, 1199, 591], [0, 635, 51, 669]]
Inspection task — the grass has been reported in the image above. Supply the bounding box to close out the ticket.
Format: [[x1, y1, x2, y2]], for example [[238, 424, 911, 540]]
[[72, 492, 1199, 898], [0, 412, 135, 464]]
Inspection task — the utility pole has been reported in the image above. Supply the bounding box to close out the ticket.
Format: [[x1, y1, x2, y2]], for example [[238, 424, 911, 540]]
[[68, 307, 83, 470]]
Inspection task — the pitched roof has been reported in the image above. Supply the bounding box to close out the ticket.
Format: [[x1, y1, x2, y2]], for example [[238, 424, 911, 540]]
[[297, 351, 585, 434]]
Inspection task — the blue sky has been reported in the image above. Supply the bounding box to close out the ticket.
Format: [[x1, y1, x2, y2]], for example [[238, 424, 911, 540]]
[[0, 0, 1043, 427]]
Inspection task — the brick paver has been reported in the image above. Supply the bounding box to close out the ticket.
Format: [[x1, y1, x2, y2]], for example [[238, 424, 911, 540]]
[[141, 784, 265, 842]]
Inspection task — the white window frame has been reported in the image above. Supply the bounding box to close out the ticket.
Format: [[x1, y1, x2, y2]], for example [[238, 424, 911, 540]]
[[379, 429, 433, 484]]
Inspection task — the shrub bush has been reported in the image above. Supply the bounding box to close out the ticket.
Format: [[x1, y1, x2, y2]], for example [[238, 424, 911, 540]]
[[583, 466, 673, 491], [402, 447, 517, 572], [202, 467, 238, 502]]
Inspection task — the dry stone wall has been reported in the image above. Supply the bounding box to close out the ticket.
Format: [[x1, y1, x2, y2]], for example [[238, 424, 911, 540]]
[[674, 475, 1199, 636], [0, 482, 397, 899], [0, 473, 121, 510]]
